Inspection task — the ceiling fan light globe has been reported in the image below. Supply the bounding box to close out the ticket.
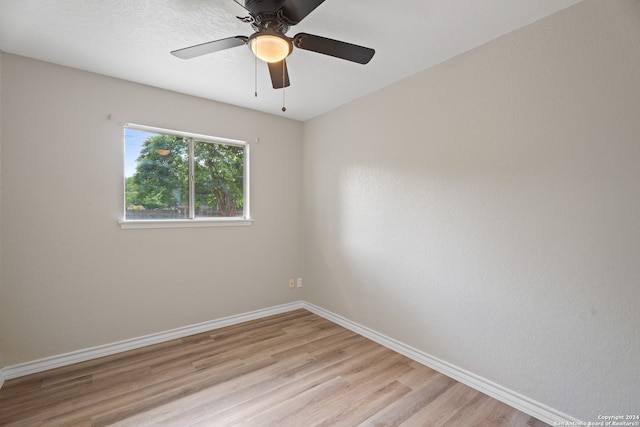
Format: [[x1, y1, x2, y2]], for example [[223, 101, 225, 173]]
[[250, 34, 292, 63]]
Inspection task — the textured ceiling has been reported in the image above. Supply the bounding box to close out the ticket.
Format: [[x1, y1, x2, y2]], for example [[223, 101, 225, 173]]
[[0, 0, 582, 121]]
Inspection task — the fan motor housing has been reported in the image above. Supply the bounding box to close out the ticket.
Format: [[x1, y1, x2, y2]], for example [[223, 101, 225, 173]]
[[244, 0, 285, 17], [250, 12, 290, 34]]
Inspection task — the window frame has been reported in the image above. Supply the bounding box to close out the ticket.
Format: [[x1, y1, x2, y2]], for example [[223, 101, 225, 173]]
[[119, 123, 252, 229]]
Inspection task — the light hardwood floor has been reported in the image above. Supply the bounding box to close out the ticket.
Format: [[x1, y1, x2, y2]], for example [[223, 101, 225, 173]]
[[0, 309, 550, 426]]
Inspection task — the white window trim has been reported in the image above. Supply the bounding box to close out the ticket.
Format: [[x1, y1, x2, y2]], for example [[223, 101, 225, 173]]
[[120, 123, 252, 230], [119, 218, 253, 229]]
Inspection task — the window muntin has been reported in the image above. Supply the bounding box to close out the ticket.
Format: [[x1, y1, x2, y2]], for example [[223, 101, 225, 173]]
[[124, 124, 249, 223]]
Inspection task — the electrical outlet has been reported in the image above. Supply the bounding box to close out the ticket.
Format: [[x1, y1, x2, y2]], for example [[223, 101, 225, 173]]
[[289, 279, 295, 288], [296, 277, 303, 288]]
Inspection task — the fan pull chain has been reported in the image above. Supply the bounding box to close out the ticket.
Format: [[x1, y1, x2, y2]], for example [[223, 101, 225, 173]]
[[281, 61, 287, 112], [254, 53, 258, 97], [282, 88, 286, 112]]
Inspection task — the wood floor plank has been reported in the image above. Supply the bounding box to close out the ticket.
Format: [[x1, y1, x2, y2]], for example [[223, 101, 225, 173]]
[[190, 350, 354, 426], [400, 381, 481, 427], [107, 351, 318, 427], [317, 380, 414, 426], [441, 391, 523, 427], [0, 309, 550, 427], [358, 373, 457, 426], [237, 375, 351, 426]]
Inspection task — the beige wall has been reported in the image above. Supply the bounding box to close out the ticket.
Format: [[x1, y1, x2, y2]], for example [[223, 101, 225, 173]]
[[0, 51, 4, 370], [302, 0, 639, 421], [0, 54, 304, 365], [2, 0, 640, 421]]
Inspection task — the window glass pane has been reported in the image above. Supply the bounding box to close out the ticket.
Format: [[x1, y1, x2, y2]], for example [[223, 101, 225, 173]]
[[125, 130, 190, 219], [194, 140, 244, 218]]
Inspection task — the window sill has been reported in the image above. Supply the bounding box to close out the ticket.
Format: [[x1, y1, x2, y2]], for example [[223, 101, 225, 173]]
[[119, 218, 253, 230]]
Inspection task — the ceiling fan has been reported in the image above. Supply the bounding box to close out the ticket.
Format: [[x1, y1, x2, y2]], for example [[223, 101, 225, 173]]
[[170, 0, 375, 90]]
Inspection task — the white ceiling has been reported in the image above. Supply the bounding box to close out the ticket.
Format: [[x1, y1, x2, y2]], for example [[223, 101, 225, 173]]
[[0, 0, 582, 121]]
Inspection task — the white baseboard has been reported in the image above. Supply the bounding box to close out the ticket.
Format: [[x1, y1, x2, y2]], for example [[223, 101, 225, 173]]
[[0, 300, 579, 425], [0, 301, 304, 382], [301, 301, 581, 426]]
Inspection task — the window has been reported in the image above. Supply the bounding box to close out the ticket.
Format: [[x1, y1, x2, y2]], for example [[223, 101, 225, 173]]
[[121, 124, 251, 228]]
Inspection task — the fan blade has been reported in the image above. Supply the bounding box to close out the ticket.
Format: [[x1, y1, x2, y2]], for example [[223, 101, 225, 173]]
[[280, 0, 326, 24], [294, 33, 375, 64], [171, 36, 248, 59], [268, 60, 290, 89]]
